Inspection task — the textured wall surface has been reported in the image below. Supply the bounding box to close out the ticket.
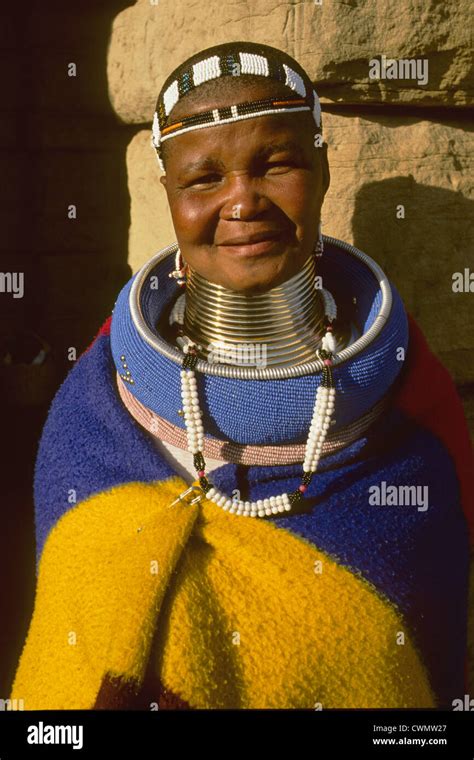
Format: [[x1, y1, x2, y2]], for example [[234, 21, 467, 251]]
[[108, 0, 473, 120]]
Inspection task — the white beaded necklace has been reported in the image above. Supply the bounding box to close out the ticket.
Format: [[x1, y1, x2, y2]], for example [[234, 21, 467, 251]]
[[171, 272, 339, 518]]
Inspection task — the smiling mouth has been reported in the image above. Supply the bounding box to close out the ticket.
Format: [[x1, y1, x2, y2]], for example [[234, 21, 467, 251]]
[[217, 230, 287, 256]]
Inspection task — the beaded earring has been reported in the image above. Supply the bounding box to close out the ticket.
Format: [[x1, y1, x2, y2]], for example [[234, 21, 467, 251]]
[[168, 248, 188, 287], [314, 221, 324, 257]]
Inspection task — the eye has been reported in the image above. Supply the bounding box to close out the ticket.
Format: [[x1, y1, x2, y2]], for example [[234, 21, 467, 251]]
[[265, 159, 297, 174], [187, 173, 222, 187]]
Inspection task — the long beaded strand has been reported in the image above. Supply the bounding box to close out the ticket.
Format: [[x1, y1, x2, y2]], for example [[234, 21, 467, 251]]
[[178, 291, 338, 518]]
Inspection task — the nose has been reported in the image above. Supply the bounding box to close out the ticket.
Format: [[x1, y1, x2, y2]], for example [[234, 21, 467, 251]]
[[219, 173, 272, 220]]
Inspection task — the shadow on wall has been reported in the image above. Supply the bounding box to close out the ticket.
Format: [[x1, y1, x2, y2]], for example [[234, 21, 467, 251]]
[[0, 0, 136, 701], [351, 176, 474, 394]]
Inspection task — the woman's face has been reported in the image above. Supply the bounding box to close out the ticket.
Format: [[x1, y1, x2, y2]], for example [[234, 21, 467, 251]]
[[160, 81, 330, 294]]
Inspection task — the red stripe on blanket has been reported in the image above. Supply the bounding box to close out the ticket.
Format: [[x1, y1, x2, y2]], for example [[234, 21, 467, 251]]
[[394, 313, 474, 545], [81, 315, 112, 357], [94, 672, 191, 710]]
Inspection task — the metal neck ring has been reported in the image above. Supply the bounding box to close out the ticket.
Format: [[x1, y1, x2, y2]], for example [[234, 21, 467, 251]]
[[129, 235, 392, 381]]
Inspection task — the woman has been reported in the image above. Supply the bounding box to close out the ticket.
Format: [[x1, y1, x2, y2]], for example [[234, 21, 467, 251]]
[[11, 42, 473, 710]]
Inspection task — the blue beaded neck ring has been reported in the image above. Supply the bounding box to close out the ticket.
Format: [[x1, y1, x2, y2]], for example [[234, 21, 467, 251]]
[[151, 41, 323, 172]]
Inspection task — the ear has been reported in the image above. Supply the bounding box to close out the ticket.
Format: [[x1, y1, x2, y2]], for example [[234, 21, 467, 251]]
[[320, 143, 330, 197], [160, 174, 167, 189]]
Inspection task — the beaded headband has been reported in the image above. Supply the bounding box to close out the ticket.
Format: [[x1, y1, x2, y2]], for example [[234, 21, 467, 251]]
[[151, 43, 323, 171]]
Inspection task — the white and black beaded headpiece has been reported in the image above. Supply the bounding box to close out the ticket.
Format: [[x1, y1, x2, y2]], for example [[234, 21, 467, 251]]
[[151, 41, 322, 171]]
